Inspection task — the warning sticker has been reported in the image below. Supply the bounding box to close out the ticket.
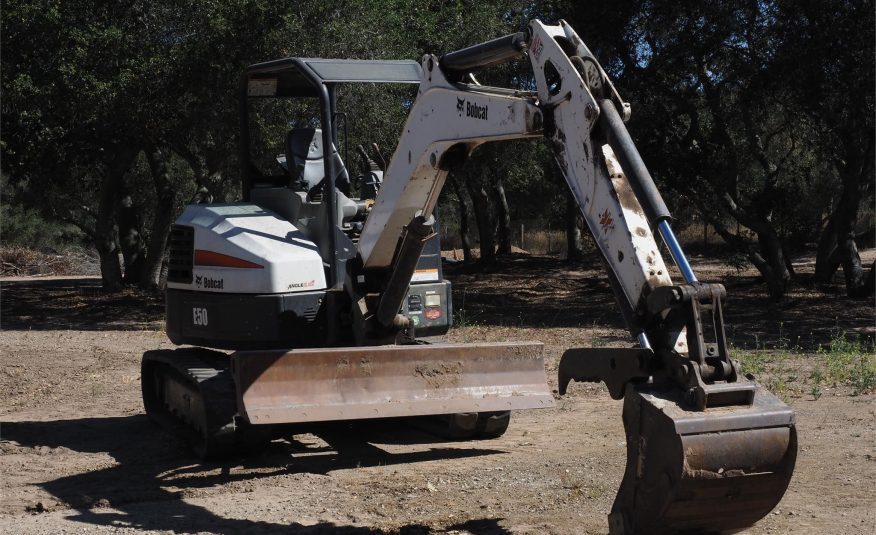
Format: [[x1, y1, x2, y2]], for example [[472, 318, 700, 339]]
[[248, 78, 277, 96], [411, 268, 439, 282], [599, 209, 615, 234]]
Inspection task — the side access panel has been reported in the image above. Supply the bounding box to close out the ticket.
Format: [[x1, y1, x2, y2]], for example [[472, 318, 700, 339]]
[[166, 288, 326, 350]]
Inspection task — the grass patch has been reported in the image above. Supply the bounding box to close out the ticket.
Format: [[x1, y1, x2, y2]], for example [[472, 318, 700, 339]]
[[452, 289, 482, 328], [734, 329, 875, 399], [819, 330, 876, 396], [809, 366, 824, 400], [736, 349, 768, 376]]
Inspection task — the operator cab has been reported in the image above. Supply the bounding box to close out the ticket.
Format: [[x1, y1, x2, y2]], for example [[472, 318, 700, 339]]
[[282, 127, 350, 198], [237, 58, 451, 339], [239, 59, 424, 251]]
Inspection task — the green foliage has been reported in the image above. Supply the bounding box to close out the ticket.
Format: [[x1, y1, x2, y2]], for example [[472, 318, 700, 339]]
[[738, 327, 875, 401], [452, 289, 482, 328], [1, 174, 83, 249], [1, 0, 872, 295], [735, 349, 767, 377], [1, 203, 79, 250], [819, 330, 876, 396], [809, 366, 823, 400]]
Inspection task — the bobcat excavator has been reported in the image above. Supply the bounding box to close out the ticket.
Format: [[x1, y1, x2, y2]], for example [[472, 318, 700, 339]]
[[142, 20, 797, 534]]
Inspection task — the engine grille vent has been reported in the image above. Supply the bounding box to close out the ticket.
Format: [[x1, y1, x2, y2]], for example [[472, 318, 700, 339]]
[[301, 305, 319, 321], [167, 224, 194, 284]]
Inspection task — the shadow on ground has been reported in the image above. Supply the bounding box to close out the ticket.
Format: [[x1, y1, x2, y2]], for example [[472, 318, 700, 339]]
[[3, 253, 873, 349], [1, 278, 164, 331], [1, 415, 509, 533], [445, 253, 875, 349]]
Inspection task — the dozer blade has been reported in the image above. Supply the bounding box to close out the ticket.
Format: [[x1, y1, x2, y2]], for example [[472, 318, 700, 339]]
[[231, 342, 554, 425], [610, 382, 797, 535]]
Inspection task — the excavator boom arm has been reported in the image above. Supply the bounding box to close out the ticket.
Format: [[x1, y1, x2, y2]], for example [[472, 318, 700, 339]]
[[355, 19, 797, 535], [360, 21, 673, 332]]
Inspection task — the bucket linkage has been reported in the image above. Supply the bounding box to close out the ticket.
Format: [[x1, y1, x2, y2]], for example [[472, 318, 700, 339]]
[[559, 282, 798, 534]]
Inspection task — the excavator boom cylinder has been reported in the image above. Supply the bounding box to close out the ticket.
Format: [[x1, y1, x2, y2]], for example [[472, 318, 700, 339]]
[[440, 32, 528, 76], [598, 99, 671, 228]]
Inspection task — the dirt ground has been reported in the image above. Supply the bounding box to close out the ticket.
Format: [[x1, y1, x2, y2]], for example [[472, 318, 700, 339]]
[[0, 251, 874, 534]]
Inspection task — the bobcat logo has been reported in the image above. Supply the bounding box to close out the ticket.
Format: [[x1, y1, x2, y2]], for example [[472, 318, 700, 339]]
[[456, 97, 465, 116], [195, 275, 202, 288]]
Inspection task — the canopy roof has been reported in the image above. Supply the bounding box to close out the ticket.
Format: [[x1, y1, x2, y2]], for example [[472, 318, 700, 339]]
[[244, 58, 423, 97]]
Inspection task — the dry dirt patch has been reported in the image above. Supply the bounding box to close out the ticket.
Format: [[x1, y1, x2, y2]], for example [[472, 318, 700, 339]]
[[0, 252, 873, 534]]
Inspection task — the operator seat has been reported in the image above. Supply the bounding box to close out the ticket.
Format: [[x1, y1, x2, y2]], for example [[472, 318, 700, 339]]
[[286, 128, 351, 198]]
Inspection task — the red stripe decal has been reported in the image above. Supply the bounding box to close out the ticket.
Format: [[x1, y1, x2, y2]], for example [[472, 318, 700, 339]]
[[194, 249, 264, 269]]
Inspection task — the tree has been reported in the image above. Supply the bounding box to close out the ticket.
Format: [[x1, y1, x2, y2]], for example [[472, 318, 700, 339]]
[[6, 0, 871, 301], [776, 0, 875, 296], [2, 0, 292, 290], [578, 0, 858, 299]]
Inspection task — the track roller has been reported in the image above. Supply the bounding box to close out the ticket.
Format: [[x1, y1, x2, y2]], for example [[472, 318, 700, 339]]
[[412, 411, 511, 440]]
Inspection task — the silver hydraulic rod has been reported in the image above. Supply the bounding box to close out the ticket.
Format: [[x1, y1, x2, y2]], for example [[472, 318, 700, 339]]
[[636, 332, 652, 350], [637, 224, 695, 350], [657, 220, 698, 284]]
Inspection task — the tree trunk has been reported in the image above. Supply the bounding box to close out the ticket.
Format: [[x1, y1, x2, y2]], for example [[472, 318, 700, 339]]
[[492, 177, 513, 255], [814, 216, 841, 281], [754, 226, 792, 299], [565, 189, 583, 262], [170, 143, 225, 201], [116, 173, 147, 284], [837, 231, 868, 297], [158, 251, 170, 290], [814, 169, 871, 296], [450, 174, 473, 264], [96, 174, 123, 292], [815, 127, 874, 293], [708, 215, 791, 300], [466, 176, 495, 266], [95, 146, 139, 291], [141, 145, 177, 290]]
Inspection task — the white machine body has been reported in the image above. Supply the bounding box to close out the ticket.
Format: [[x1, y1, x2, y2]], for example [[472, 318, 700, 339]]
[[167, 204, 327, 294]]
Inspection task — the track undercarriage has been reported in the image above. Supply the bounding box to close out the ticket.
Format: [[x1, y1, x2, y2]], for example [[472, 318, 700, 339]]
[[142, 342, 553, 459]]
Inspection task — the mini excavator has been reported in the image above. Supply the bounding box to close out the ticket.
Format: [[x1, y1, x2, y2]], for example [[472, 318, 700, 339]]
[[142, 20, 797, 534]]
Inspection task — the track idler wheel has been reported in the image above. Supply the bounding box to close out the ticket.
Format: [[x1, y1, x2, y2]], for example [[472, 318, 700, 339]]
[[610, 383, 797, 534]]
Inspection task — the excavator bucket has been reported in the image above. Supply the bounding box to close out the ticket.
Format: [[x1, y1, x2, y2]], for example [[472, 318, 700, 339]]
[[610, 383, 797, 534], [231, 341, 554, 425]]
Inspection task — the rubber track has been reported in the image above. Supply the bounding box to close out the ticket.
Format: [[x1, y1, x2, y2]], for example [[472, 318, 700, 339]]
[[142, 348, 241, 459]]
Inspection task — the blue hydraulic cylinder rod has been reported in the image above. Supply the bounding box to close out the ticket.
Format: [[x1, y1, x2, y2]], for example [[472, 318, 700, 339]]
[[657, 220, 698, 284], [637, 223, 696, 350], [637, 332, 652, 350]]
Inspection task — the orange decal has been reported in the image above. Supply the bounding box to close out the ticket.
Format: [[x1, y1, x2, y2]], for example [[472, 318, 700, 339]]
[[194, 249, 264, 269], [599, 209, 614, 234]]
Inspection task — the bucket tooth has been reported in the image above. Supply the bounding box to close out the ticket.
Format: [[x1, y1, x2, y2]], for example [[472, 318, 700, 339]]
[[610, 382, 797, 534], [231, 342, 555, 425]]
